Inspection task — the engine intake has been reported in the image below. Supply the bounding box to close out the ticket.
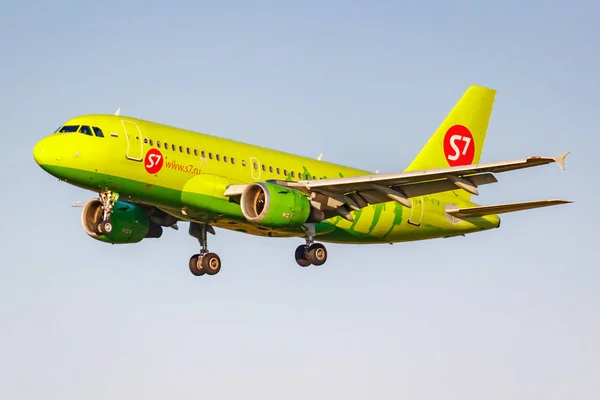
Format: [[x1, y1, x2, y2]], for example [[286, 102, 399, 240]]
[[81, 199, 162, 244]]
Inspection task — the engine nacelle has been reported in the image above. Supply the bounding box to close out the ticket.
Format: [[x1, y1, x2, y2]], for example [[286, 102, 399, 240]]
[[240, 182, 313, 228], [81, 199, 163, 244]]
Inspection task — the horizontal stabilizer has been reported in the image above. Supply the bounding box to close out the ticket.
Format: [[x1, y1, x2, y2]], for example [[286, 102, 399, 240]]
[[446, 199, 572, 218]]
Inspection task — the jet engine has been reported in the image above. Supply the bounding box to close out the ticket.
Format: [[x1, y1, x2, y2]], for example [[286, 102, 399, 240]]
[[240, 182, 317, 228], [81, 199, 163, 244]]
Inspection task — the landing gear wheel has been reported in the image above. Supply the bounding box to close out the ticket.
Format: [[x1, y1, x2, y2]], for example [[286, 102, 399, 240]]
[[295, 245, 311, 267], [189, 254, 205, 276], [307, 243, 327, 266], [101, 220, 113, 234], [188, 223, 222, 277], [202, 253, 221, 275]]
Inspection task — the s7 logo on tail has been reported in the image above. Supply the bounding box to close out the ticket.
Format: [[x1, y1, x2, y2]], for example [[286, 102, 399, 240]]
[[443, 125, 475, 166]]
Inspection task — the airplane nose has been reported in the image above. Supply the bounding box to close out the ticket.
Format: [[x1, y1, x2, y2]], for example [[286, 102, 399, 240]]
[[33, 137, 57, 166], [33, 139, 44, 165]]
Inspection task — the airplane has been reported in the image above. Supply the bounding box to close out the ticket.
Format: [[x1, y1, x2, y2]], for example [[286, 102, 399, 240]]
[[32, 85, 571, 277]]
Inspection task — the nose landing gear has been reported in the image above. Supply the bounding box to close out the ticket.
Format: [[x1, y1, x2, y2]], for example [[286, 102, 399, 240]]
[[95, 191, 119, 235]]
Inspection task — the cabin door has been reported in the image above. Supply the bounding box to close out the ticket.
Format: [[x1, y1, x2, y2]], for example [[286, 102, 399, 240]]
[[121, 120, 144, 161]]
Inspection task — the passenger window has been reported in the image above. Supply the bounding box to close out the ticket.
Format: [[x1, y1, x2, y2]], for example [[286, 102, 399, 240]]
[[262, 165, 266, 171], [231, 158, 235, 164], [187, 148, 191, 154], [201, 151, 206, 158], [269, 166, 273, 173], [157, 141, 161, 147], [149, 139, 154, 146], [284, 169, 288, 176], [253, 162, 258, 169], [209, 153, 213, 159], [59, 125, 79, 133], [164, 142, 168, 149], [216, 154, 220, 161], [172, 144, 176, 151], [276, 168, 280, 174], [291, 171, 295, 178], [144, 138, 148, 144], [179, 146, 183, 152], [79, 126, 93, 136], [194, 149, 198, 156], [224, 156, 228, 163], [242, 160, 246, 167], [93, 127, 104, 137]]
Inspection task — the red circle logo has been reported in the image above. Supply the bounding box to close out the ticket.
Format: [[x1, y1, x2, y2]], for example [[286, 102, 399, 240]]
[[144, 148, 164, 174], [443, 125, 475, 166]]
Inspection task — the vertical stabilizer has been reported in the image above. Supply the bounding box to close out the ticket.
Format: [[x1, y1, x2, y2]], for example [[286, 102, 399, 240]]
[[406, 85, 496, 171], [405, 85, 496, 200]]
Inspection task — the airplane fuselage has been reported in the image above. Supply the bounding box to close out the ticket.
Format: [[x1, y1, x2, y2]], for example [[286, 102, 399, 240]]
[[33, 114, 499, 244]]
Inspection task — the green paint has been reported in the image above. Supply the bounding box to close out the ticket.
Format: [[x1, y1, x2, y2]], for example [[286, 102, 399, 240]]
[[348, 208, 364, 232], [383, 202, 404, 239], [368, 203, 386, 234]]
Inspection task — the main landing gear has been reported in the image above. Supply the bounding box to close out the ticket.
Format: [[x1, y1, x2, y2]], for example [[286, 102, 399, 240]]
[[295, 239, 328, 267], [188, 222, 221, 277], [95, 190, 119, 235]]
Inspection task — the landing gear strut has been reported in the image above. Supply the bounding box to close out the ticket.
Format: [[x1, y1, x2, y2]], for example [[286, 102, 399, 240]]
[[295, 225, 328, 267], [95, 190, 119, 235], [189, 222, 221, 277]]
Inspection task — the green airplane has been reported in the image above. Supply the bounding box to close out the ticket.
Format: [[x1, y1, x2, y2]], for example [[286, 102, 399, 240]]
[[33, 85, 571, 276]]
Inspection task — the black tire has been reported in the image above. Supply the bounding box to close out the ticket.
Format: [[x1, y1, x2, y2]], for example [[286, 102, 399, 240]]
[[295, 245, 311, 267], [202, 253, 221, 275], [189, 254, 205, 276], [307, 243, 327, 266], [95, 222, 104, 235]]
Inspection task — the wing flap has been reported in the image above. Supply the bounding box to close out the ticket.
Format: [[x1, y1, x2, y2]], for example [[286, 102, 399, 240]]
[[446, 199, 572, 219]]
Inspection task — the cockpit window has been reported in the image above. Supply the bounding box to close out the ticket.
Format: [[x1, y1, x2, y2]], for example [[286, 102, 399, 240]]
[[79, 125, 93, 136], [59, 125, 80, 133], [93, 127, 104, 137]]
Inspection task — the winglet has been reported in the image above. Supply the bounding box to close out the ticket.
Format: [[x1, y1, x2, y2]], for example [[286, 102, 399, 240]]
[[554, 152, 570, 170], [115, 107, 121, 116]]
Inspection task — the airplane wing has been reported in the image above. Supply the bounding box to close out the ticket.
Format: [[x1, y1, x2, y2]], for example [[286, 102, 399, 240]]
[[445, 199, 572, 219], [224, 152, 569, 219]]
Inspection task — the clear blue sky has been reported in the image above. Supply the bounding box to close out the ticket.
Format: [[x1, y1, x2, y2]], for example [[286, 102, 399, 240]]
[[1, 1, 598, 399]]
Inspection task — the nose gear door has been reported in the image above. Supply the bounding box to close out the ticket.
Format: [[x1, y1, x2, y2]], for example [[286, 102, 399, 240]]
[[121, 120, 143, 161]]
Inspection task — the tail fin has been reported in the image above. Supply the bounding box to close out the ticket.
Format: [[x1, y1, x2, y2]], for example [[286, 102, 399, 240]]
[[406, 85, 496, 173]]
